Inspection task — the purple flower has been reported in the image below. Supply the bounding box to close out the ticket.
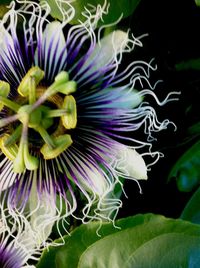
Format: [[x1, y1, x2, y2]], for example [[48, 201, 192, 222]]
[[0, 0, 179, 239]]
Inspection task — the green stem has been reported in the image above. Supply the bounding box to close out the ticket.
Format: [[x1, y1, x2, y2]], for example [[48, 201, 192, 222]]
[[4, 124, 22, 146], [0, 96, 20, 112], [13, 120, 27, 173], [34, 125, 56, 148], [46, 109, 67, 118], [29, 76, 36, 104]]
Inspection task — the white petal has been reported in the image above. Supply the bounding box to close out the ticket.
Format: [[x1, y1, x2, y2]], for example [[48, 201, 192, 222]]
[[0, 158, 16, 191], [92, 30, 128, 69], [68, 154, 108, 196], [0, 27, 21, 83], [103, 88, 143, 109], [35, 21, 67, 78], [116, 146, 148, 180], [117, 89, 143, 109], [28, 176, 56, 245], [80, 30, 129, 76]]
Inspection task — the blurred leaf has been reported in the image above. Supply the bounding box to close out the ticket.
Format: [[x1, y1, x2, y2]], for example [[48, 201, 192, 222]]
[[37, 214, 200, 268], [181, 186, 200, 224], [176, 58, 200, 71], [41, 0, 141, 25], [0, 0, 12, 4], [195, 0, 200, 7], [168, 141, 200, 192], [0, 4, 9, 18], [188, 122, 200, 136]]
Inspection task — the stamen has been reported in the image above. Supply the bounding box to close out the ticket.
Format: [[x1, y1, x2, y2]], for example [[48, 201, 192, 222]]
[[34, 125, 56, 148], [34, 72, 77, 108], [0, 81, 20, 111], [13, 115, 39, 173], [0, 95, 20, 112], [29, 76, 36, 104], [4, 124, 22, 146], [61, 95, 77, 129], [45, 109, 68, 117], [40, 134, 73, 159], [0, 68, 77, 172], [17, 66, 44, 97], [0, 134, 18, 161]]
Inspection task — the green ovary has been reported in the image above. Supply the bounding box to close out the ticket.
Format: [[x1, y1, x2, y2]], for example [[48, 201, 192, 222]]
[[0, 67, 77, 173]]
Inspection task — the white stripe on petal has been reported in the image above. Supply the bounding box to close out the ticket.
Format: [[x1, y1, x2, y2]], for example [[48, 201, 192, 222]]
[[67, 151, 108, 196], [0, 26, 21, 83], [35, 21, 67, 80]]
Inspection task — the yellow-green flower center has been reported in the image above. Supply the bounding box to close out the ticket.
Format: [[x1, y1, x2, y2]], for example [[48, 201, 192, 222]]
[[0, 67, 77, 173]]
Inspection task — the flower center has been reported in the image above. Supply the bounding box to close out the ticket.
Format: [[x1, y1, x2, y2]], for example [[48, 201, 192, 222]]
[[0, 67, 77, 173]]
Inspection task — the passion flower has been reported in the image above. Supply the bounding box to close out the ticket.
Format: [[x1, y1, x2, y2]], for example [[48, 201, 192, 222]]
[[0, 0, 179, 241]]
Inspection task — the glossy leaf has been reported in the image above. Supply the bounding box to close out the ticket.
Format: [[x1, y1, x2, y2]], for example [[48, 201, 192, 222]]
[[41, 0, 141, 25], [168, 141, 200, 192], [181, 185, 200, 224], [37, 214, 200, 268], [36, 214, 145, 268]]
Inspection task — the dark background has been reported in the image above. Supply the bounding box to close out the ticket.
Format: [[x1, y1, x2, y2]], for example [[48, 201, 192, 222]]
[[118, 0, 200, 219]]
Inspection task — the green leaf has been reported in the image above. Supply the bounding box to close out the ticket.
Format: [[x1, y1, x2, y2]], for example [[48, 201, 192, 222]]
[[36, 214, 145, 268], [175, 58, 200, 71], [124, 234, 200, 268], [195, 0, 200, 7], [37, 214, 200, 268], [0, 4, 9, 18], [181, 185, 200, 224], [78, 215, 200, 268], [188, 122, 200, 136], [168, 141, 200, 192], [0, 0, 12, 4], [41, 0, 141, 25]]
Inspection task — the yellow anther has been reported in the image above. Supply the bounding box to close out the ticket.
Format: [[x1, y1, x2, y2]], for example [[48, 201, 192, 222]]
[[61, 95, 77, 129], [58, 80, 77, 95], [17, 66, 44, 97], [40, 134, 73, 160], [0, 81, 10, 97], [0, 134, 18, 161], [55, 71, 69, 83], [0, 81, 10, 110]]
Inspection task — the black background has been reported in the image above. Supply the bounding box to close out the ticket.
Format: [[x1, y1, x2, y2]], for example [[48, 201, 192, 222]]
[[118, 0, 200, 219]]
